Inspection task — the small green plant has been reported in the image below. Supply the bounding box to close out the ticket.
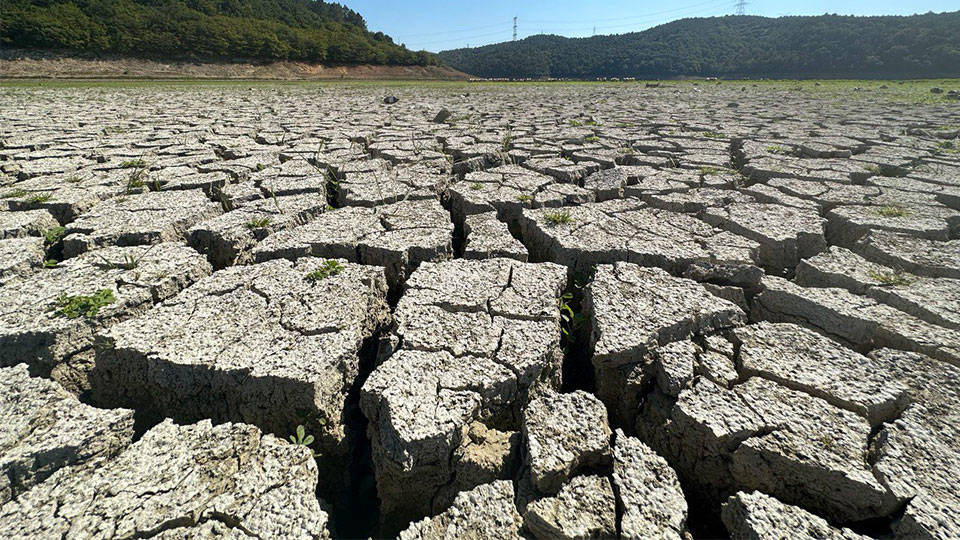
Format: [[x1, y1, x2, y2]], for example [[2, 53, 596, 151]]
[[53, 289, 116, 319], [255, 163, 265, 172], [876, 205, 911, 218], [702, 131, 725, 139], [470, 182, 483, 191], [42, 227, 65, 247], [700, 166, 722, 176], [584, 135, 600, 142], [42, 259, 59, 269], [819, 434, 836, 451], [245, 217, 271, 229], [502, 132, 513, 152], [516, 194, 533, 202], [26, 193, 52, 204], [125, 165, 149, 193], [766, 145, 790, 155], [617, 147, 635, 154], [868, 268, 915, 287], [120, 159, 147, 169], [558, 291, 588, 343], [289, 425, 320, 457], [544, 209, 573, 226], [1, 189, 27, 199], [568, 120, 584, 126], [96, 244, 156, 271], [936, 140, 959, 154], [306, 260, 345, 282]]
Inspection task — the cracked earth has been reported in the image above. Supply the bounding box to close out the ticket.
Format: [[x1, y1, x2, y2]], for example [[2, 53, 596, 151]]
[[1, 82, 959, 539]]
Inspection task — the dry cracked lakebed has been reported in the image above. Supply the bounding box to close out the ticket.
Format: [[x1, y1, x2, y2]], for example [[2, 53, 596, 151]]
[[0, 82, 959, 539]]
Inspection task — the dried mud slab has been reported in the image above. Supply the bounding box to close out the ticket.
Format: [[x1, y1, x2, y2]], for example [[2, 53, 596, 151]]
[[0, 236, 44, 284], [62, 189, 222, 257], [519, 199, 760, 275], [91, 258, 390, 468], [523, 475, 616, 539], [754, 276, 960, 365], [253, 198, 453, 288], [613, 430, 689, 539], [722, 491, 868, 540], [0, 209, 58, 239], [637, 376, 900, 523], [463, 211, 528, 261], [0, 364, 134, 504], [522, 390, 612, 495], [0, 420, 330, 539], [188, 193, 327, 269], [399, 480, 522, 540], [361, 258, 566, 529], [0, 243, 211, 392]]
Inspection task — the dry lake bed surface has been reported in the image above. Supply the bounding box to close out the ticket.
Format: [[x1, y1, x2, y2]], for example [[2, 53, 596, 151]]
[[0, 80, 959, 539]]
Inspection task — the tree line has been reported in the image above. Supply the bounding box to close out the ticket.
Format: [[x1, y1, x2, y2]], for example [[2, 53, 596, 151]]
[[438, 13, 960, 79], [1, 0, 439, 66]]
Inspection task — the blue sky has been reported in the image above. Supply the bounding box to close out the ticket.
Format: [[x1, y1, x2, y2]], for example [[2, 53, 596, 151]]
[[344, 0, 958, 52]]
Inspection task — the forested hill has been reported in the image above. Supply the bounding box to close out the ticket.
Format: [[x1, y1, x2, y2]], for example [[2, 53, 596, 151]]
[[0, 0, 438, 66], [439, 12, 960, 79]]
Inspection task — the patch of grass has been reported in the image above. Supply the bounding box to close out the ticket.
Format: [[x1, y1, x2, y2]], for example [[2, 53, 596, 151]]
[[469, 182, 483, 190], [766, 145, 791, 155], [305, 260, 344, 282], [617, 147, 634, 154], [936, 140, 959, 154], [53, 289, 116, 319], [864, 164, 901, 177], [702, 131, 725, 139], [120, 159, 148, 169], [876, 205, 911, 218], [255, 163, 265, 172], [516, 194, 533, 202], [544, 209, 573, 226], [26, 193, 52, 204], [245, 217, 271, 229], [700, 166, 723, 176], [1, 189, 28, 199], [868, 268, 915, 286], [96, 246, 155, 270], [502, 132, 512, 152], [584, 135, 600, 142], [42, 226, 65, 247]]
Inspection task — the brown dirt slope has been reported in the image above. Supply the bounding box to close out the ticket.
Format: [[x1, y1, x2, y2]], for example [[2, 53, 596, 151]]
[[0, 49, 470, 80]]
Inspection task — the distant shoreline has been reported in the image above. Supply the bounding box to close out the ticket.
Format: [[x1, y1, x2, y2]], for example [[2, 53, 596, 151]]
[[0, 49, 470, 81]]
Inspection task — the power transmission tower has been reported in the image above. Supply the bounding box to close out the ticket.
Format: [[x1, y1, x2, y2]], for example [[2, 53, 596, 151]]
[[735, 0, 748, 16], [513, 17, 518, 41]]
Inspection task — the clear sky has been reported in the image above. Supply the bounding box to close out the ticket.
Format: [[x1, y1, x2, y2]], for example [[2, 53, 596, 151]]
[[343, 0, 958, 52]]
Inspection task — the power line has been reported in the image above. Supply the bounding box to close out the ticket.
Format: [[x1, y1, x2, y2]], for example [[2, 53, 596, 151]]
[[407, 0, 729, 50], [404, 29, 513, 48], [525, 0, 725, 25], [390, 21, 512, 40]]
